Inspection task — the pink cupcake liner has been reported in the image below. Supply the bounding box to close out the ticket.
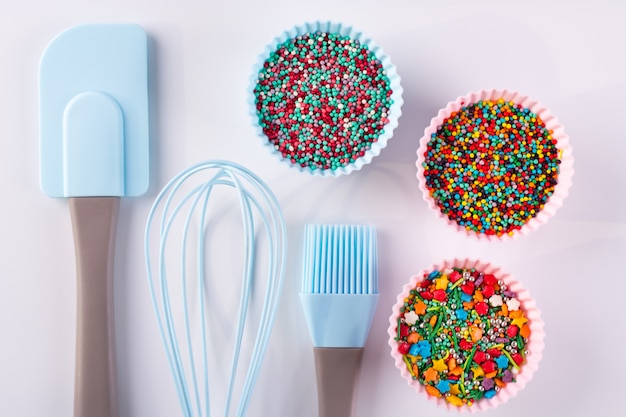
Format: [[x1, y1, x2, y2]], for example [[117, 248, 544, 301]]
[[388, 258, 545, 412], [416, 89, 574, 240]]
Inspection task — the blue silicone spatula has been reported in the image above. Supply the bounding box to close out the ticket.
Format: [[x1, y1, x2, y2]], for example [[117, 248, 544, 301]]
[[39, 24, 149, 417]]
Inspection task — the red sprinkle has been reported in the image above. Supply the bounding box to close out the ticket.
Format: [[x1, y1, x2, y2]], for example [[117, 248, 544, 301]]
[[475, 301, 489, 315], [473, 350, 487, 364], [506, 324, 519, 338], [487, 348, 502, 358], [482, 285, 495, 298], [481, 360, 497, 374], [400, 323, 410, 338], [449, 270, 462, 282], [512, 353, 524, 365], [461, 282, 475, 295], [483, 274, 498, 286], [421, 290, 434, 300], [459, 339, 473, 351], [433, 289, 447, 302]]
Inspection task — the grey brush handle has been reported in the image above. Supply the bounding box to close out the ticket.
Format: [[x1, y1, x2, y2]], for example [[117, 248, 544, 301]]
[[313, 347, 364, 417], [69, 197, 120, 417]]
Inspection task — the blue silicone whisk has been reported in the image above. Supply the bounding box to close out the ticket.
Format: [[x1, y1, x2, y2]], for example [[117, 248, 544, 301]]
[[144, 160, 287, 417]]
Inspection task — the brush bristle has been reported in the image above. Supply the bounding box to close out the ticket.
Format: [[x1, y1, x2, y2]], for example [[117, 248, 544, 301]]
[[302, 224, 377, 295]]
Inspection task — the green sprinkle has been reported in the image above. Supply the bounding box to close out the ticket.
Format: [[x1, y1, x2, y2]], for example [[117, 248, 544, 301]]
[[464, 344, 478, 372], [403, 355, 415, 378], [449, 276, 466, 290], [396, 317, 402, 341]]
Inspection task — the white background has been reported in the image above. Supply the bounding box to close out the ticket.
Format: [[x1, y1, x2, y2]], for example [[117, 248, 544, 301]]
[[1, 0, 625, 416]]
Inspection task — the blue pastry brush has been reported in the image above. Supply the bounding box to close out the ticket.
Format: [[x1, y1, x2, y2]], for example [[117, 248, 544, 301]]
[[300, 224, 379, 417]]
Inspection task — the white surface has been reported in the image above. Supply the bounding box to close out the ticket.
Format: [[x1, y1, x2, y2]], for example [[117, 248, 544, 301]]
[[1, 0, 625, 416]]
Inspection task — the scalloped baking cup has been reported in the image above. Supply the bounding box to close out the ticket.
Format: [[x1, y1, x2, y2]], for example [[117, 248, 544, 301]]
[[387, 258, 545, 413], [249, 21, 403, 176], [416, 89, 574, 240]]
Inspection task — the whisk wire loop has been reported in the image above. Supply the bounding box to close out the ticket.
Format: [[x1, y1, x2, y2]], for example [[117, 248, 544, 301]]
[[145, 160, 287, 417]]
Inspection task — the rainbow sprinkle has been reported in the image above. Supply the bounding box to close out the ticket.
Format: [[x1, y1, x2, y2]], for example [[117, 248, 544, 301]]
[[253, 31, 393, 171], [422, 99, 560, 236], [394, 267, 531, 407]]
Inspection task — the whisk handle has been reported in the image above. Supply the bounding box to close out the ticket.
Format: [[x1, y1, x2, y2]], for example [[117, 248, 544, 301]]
[[69, 197, 120, 417], [313, 347, 364, 417]]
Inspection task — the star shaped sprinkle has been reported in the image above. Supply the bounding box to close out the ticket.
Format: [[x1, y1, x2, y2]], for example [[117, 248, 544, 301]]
[[446, 395, 463, 406], [471, 366, 485, 379], [435, 274, 449, 290], [502, 370, 514, 383], [436, 379, 451, 394], [495, 354, 509, 369], [432, 358, 448, 372], [482, 378, 495, 391], [512, 315, 528, 329]]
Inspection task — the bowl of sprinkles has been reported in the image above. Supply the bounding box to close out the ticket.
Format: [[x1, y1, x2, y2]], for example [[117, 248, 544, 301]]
[[250, 21, 403, 176], [388, 258, 545, 412], [416, 89, 574, 240]]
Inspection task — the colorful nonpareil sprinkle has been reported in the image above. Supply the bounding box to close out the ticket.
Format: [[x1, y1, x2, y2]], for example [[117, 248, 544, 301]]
[[422, 99, 560, 236], [253, 31, 393, 171], [393, 267, 531, 407]]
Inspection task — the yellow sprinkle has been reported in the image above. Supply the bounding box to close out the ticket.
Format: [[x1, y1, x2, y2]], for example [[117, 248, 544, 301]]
[[473, 365, 485, 379], [432, 358, 448, 373], [435, 274, 449, 290], [403, 356, 415, 377], [446, 395, 463, 406]]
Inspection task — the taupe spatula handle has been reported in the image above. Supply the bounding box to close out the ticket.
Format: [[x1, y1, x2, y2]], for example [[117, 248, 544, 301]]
[[69, 197, 120, 417], [313, 347, 364, 417]]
